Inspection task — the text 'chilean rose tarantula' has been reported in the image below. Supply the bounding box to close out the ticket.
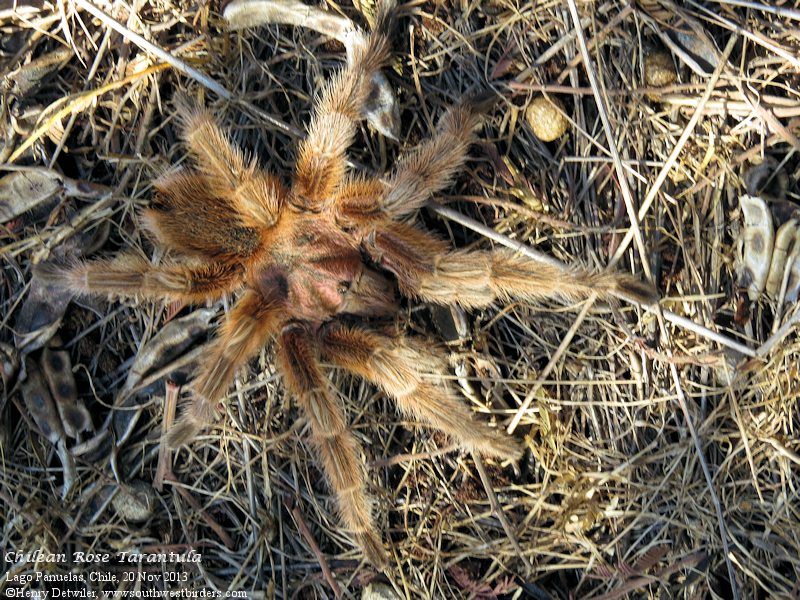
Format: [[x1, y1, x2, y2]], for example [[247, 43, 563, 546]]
[[42, 1, 653, 567]]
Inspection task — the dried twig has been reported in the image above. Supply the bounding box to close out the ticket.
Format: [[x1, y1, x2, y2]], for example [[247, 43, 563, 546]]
[[286, 498, 343, 599], [566, 0, 651, 281], [472, 453, 533, 574]]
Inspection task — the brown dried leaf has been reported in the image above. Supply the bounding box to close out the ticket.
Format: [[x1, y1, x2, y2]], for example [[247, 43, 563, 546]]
[[447, 565, 518, 599], [20, 357, 65, 445], [14, 274, 72, 353], [448, 565, 496, 597]]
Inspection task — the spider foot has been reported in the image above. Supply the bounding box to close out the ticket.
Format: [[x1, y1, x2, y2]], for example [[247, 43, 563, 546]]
[[166, 396, 218, 448], [611, 274, 659, 306], [357, 530, 388, 569]]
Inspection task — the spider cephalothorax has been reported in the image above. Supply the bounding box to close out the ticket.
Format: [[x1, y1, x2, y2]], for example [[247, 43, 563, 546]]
[[41, 0, 654, 567]]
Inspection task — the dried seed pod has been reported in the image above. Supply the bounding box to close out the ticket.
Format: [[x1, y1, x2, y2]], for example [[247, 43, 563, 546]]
[[122, 308, 217, 395], [41, 344, 92, 437], [14, 273, 73, 352], [111, 480, 157, 522], [56, 438, 77, 499], [525, 95, 568, 142], [0, 341, 19, 389], [785, 231, 800, 304], [19, 357, 77, 497], [644, 49, 676, 87], [20, 357, 65, 445], [765, 218, 798, 299], [737, 194, 774, 301]]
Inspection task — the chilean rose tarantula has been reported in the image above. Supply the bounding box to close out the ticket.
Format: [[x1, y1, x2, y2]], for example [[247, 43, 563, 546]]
[[41, 1, 653, 567]]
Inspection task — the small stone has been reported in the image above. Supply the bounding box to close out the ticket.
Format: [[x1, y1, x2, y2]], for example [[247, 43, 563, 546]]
[[362, 583, 400, 600], [644, 50, 676, 87], [112, 480, 157, 523], [525, 95, 568, 142]]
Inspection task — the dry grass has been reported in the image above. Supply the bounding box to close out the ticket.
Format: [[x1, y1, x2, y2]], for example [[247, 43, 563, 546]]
[[2, 0, 800, 598]]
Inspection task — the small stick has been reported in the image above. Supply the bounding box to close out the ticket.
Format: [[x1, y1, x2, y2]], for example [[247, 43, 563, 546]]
[[154, 380, 180, 491], [507, 292, 597, 434], [286, 497, 343, 599], [566, 0, 651, 282], [472, 453, 533, 575], [170, 483, 236, 550]]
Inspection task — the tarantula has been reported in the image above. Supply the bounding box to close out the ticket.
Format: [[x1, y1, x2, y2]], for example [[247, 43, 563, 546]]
[[41, 1, 653, 567]]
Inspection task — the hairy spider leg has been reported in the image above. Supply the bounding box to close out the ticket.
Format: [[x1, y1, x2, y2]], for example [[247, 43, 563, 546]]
[[167, 289, 285, 446], [144, 170, 268, 263], [278, 324, 387, 568], [175, 103, 286, 228], [380, 101, 484, 219], [330, 101, 485, 225], [320, 321, 522, 459], [367, 221, 657, 308], [293, 5, 394, 207], [36, 255, 245, 304]]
